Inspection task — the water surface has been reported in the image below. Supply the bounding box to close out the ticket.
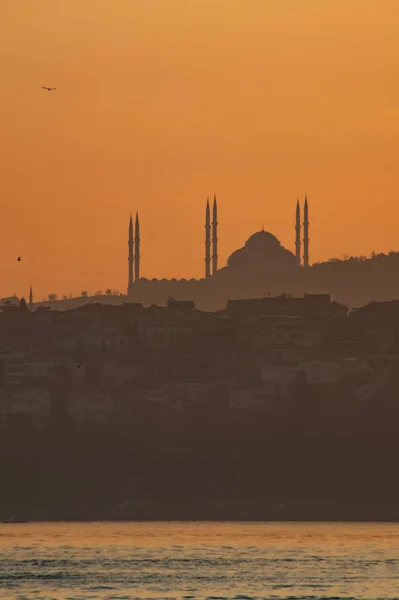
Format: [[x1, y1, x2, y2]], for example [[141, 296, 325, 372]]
[[0, 521, 398, 599]]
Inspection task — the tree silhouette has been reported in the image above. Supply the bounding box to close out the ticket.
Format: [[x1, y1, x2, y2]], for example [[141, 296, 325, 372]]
[[48, 293, 58, 301]]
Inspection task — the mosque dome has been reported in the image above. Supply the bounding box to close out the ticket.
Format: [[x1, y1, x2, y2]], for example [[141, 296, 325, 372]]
[[226, 229, 298, 274], [245, 230, 281, 248]]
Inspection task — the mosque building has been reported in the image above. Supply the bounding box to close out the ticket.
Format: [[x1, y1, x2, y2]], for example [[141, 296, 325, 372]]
[[26, 192, 399, 311], [127, 196, 310, 310]]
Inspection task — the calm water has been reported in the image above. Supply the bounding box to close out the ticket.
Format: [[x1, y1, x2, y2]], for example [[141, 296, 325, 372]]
[[0, 522, 398, 600]]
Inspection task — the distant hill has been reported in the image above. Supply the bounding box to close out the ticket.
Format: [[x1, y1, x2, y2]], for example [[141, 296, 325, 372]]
[[31, 294, 128, 312], [308, 251, 399, 307]]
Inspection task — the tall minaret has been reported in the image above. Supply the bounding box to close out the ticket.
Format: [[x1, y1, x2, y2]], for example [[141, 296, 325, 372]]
[[295, 199, 301, 265], [303, 195, 309, 268], [134, 211, 140, 282], [128, 214, 134, 292], [29, 285, 33, 308], [205, 198, 211, 279], [212, 194, 218, 275]]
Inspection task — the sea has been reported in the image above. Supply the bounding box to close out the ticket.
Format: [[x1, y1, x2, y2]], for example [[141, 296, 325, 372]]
[[0, 521, 398, 600]]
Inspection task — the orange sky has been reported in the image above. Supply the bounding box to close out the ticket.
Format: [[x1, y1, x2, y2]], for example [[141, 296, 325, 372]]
[[1, 0, 399, 300]]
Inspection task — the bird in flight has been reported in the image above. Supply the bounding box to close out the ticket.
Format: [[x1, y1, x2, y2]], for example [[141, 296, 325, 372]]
[[17, 257, 22, 262], [42, 86, 56, 91]]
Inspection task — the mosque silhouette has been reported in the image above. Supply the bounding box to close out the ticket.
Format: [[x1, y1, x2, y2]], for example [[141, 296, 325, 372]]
[[126, 196, 311, 310]]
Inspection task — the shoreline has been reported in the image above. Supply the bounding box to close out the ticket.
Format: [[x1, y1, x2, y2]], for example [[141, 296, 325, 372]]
[[4, 512, 399, 524]]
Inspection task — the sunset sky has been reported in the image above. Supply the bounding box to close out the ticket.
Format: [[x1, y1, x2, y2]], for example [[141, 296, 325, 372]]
[[1, 0, 399, 300]]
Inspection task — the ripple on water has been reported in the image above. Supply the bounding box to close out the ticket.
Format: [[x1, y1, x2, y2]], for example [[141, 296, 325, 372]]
[[0, 522, 399, 600]]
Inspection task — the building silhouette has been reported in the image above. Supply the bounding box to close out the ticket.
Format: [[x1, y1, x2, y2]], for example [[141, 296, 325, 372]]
[[205, 198, 211, 279], [127, 196, 309, 308], [128, 215, 134, 292], [212, 195, 218, 276], [25, 190, 399, 313], [127, 212, 141, 294], [134, 211, 140, 283], [295, 199, 301, 265], [2, 287, 399, 522], [303, 195, 309, 268]]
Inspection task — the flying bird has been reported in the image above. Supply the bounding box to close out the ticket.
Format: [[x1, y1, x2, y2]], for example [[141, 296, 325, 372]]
[[42, 86, 56, 91], [17, 257, 22, 262]]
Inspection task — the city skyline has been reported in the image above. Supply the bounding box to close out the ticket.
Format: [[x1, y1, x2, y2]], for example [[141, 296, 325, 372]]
[[1, 1, 399, 300], [4, 190, 397, 304]]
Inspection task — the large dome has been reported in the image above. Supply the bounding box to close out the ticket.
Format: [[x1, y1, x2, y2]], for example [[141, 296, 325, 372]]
[[226, 229, 298, 274], [245, 230, 281, 249]]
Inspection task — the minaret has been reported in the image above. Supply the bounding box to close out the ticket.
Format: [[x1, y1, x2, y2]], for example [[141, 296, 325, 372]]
[[29, 285, 33, 308], [212, 195, 218, 275], [128, 214, 134, 293], [205, 198, 211, 279], [303, 195, 309, 268], [295, 199, 301, 265], [134, 211, 140, 282]]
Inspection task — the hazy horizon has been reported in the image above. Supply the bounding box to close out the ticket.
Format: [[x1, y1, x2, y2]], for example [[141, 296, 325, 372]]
[[1, 0, 399, 299]]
